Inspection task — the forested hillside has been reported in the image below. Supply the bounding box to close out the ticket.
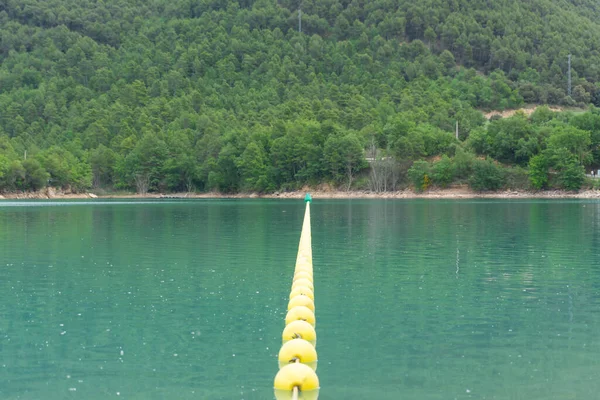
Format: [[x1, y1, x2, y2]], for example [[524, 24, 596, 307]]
[[1, 0, 600, 193]]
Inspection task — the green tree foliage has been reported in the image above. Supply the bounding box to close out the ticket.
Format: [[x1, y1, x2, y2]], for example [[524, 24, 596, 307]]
[[546, 125, 591, 165], [431, 155, 455, 188], [324, 132, 367, 190], [469, 159, 505, 191], [23, 159, 50, 191], [1, 0, 600, 193], [549, 148, 586, 191], [90, 145, 116, 188], [237, 141, 270, 192], [38, 146, 92, 190], [121, 133, 168, 192], [528, 154, 549, 190], [453, 147, 476, 180], [469, 112, 540, 165]]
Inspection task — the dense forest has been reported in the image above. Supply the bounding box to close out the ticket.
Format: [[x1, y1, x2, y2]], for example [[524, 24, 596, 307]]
[[2, 0, 600, 193]]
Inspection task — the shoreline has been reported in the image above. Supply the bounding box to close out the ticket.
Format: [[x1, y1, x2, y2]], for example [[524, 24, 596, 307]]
[[2, 187, 600, 200]]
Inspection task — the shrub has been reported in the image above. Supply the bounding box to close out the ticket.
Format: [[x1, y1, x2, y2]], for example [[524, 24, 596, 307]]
[[407, 160, 431, 192], [556, 160, 585, 191], [528, 154, 549, 190], [352, 176, 370, 190], [583, 177, 600, 190], [453, 147, 476, 179], [549, 148, 586, 191], [423, 174, 431, 191], [431, 155, 455, 187], [469, 159, 505, 191], [505, 166, 530, 190]]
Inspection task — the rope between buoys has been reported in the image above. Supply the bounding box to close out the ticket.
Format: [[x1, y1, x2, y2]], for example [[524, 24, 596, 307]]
[[274, 194, 319, 400], [292, 359, 300, 400]]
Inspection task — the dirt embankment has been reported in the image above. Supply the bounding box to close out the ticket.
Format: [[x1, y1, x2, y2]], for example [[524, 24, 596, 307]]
[[483, 105, 565, 120]]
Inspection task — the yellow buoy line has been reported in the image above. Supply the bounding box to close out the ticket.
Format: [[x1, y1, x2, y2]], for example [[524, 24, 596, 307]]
[[274, 194, 320, 400]]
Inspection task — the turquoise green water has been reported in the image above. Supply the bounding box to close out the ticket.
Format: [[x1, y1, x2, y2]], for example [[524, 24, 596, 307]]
[[1, 199, 599, 399]]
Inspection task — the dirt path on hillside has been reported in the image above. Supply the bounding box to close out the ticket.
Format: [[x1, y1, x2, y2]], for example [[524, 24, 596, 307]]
[[483, 105, 564, 119]]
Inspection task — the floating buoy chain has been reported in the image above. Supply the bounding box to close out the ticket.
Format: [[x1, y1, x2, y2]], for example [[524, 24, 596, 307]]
[[274, 195, 320, 400]]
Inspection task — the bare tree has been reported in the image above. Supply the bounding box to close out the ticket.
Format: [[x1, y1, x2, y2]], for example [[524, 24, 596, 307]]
[[134, 172, 150, 195], [368, 139, 400, 192], [92, 172, 101, 188], [370, 158, 397, 192], [345, 161, 354, 191], [185, 176, 195, 193]]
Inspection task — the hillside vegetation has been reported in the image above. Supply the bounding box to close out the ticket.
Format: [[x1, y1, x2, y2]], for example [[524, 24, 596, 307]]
[[1, 0, 600, 193]]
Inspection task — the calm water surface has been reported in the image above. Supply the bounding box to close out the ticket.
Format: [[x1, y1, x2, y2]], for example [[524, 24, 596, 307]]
[[1, 199, 599, 399]]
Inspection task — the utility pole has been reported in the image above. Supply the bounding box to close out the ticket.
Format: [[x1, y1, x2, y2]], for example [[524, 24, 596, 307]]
[[298, 8, 302, 33], [568, 54, 572, 96], [455, 121, 459, 140]]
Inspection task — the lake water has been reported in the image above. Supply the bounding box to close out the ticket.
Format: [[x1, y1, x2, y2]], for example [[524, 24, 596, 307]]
[[1, 199, 599, 399]]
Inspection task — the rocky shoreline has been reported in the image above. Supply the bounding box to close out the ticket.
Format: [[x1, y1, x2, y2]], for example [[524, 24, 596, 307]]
[[3, 186, 600, 200], [0, 187, 98, 200]]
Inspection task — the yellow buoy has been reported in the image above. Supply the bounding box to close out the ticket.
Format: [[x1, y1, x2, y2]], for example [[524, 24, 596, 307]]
[[274, 363, 320, 400], [294, 270, 313, 280], [282, 320, 317, 347], [295, 262, 312, 271], [294, 263, 313, 272], [288, 295, 315, 312], [291, 278, 314, 292], [285, 306, 316, 327], [278, 339, 318, 370], [289, 286, 314, 301], [293, 271, 313, 282], [275, 199, 319, 400]]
